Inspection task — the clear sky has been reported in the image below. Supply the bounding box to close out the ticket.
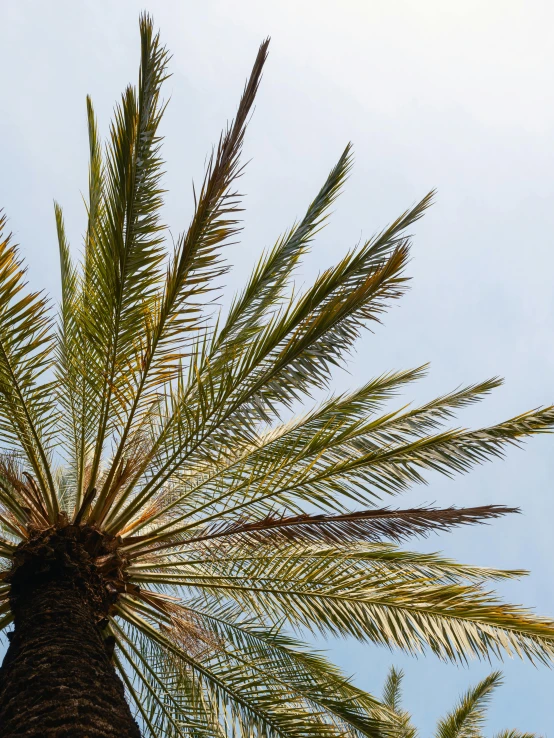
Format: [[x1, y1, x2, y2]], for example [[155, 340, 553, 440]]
[[1, 0, 553, 733]]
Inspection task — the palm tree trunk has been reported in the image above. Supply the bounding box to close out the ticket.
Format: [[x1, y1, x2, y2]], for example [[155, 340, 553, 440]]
[[0, 538, 141, 736]]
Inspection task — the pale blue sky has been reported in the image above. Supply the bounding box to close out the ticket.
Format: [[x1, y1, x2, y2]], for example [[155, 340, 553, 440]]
[[1, 0, 554, 733]]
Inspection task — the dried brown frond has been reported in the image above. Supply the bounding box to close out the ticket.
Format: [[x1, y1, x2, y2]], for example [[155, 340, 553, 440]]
[[161, 604, 223, 659], [0, 455, 49, 529], [171, 504, 518, 548], [119, 496, 166, 537]]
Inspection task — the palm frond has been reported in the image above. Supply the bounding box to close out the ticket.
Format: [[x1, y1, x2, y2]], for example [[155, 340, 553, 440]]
[[382, 666, 404, 714], [55, 96, 105, 511], [54, 203, 82, 498], [117, 600, 399, 738], [378, 669, 539, 738], [125, 540, 554, 664], [0, 215, 57, 518], [114, 635, 214, 738], [83, 14, 170, 511], [215, 143, 353, 351], [382, 667, 417, 738], [128, 541, 526, 586], [92, 36, 270, 528], [129, 505, 516, 554], [435, 671, 501, 738]]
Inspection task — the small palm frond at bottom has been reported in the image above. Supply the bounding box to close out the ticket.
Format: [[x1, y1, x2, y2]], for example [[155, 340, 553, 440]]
[[381, 669, 541, 738], [435, 671, 501, 738]]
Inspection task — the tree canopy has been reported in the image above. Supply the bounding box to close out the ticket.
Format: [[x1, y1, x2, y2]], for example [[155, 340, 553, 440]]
[[0, 13, 552, 738]]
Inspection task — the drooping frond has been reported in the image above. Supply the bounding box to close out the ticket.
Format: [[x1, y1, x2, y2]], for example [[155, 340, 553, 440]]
[[113, 626, 221, 738], [115, 599, 400, 738]]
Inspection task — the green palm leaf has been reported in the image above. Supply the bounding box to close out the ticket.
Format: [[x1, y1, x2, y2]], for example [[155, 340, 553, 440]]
[[216, 143, 353, 352], [435, 671, 501, 738], [382, 667, 417, 738], [0, 216, 57, 518], [118, 605, 398, 738], [80, 16, 170, 516], [55, 96, 105, 510], [377, 669, 540, 738], [124, 540, 554, 664]]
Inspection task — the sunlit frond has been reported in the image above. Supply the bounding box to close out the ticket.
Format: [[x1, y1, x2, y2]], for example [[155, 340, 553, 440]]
[[81, 15, 170, 514], [124, 540, 554, 665]]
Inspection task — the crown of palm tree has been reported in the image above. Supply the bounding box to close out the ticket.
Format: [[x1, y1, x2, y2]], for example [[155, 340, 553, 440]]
[[0, 13, 553, 738], [382, 667, 540, 738]]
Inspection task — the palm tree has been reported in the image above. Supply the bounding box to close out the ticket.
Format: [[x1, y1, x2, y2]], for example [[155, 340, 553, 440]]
[[0, 12, 553, 737], [381, 666, 539, 738]]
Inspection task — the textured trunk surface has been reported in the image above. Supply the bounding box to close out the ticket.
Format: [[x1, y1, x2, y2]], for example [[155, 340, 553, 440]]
[[0, 535, 141, 737]]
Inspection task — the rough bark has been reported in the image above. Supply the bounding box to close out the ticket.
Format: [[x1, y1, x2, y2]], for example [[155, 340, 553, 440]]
[[0, 526, 141, 737]]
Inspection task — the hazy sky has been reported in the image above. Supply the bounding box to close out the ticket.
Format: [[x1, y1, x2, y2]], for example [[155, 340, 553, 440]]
[[1, 0, 554, 733]]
